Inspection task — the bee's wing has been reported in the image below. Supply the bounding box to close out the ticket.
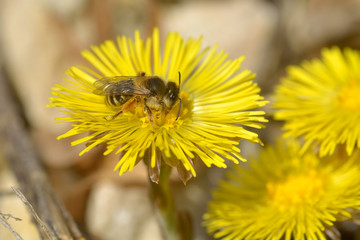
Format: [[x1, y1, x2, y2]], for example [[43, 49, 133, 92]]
[[93, 76, 150, 96]]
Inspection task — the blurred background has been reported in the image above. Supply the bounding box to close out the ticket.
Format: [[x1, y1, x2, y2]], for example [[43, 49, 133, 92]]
[[0, 0, 360, 239]]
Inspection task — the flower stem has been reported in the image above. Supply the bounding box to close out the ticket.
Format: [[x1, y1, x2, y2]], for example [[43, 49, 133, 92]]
[[148, 164, 179, 240], [148, 163, 191, 240]]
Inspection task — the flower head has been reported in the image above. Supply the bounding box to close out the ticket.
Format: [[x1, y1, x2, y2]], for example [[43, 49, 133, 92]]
[[49, 28, 268, 183], [273, 47, 360, 157], [203, 139, 360, 240]]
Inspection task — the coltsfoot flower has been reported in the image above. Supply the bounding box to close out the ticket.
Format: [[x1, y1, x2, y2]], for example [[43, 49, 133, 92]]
[[49, 28, 268, 183], [203, 139, 360, 240], [273, 47, 360, 157]]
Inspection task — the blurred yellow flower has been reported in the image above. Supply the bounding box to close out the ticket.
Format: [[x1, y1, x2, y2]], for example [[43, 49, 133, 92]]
[[203, 139, 360, 240], [48, 28, 268, 182], [273, 47, 360, 157]]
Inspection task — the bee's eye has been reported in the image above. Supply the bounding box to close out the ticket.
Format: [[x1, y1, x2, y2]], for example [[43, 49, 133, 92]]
[[166, 82, 179, 101], [169, 92, 176, 100]]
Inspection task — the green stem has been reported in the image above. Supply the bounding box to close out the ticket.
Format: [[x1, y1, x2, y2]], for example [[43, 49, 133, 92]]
[[148, 164, 180, 240]]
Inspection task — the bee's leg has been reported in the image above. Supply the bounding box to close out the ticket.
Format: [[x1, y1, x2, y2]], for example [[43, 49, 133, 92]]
[[107, 97, 137, 121], [104, 109, 123, 121], [122, 97, 137, 112], [144, 105, 153, 122], [156, 103, 165, 119], [176, 98, 182, 120], [109, 110, 123, 120]]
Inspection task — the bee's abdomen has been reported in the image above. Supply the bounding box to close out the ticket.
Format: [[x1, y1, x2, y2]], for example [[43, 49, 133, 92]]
[[105, 95, 130, 106]]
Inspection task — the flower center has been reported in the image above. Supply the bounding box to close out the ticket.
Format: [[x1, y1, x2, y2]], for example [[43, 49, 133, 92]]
[[130, 92, 193, 128], [337, 78, 360, 110], [266, 170, 324, 210]]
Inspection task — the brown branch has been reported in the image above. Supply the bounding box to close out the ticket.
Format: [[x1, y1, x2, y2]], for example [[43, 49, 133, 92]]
[[0, 68, 84, 239]]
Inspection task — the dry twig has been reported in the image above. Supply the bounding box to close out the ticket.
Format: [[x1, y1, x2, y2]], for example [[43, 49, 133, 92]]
[[0, 68, 84, 239], [0, 212, 23, 240]]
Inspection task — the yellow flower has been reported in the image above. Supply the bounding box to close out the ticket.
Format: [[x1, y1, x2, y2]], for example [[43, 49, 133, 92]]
[[49, 28, 268, 183], [273, 47, 360, 157], [203, 139, 360, 240]]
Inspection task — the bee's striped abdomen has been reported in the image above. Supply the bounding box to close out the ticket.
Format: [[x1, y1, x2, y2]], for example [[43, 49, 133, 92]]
[[105, 94, 132, 107], [102, 81, 134, 107]]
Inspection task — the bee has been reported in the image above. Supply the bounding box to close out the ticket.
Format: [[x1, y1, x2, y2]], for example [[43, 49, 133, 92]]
[[93, 72, 182, 121]]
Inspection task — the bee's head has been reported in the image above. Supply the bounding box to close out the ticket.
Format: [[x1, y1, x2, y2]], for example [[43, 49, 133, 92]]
[[164, 81, 179, 108]]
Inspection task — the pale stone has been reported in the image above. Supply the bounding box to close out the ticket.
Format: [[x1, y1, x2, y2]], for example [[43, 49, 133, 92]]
[[86, 180, 162, 240], [160, 0, 279, 80], [0, 0, 98, 167], [280, 0, 360, 54]]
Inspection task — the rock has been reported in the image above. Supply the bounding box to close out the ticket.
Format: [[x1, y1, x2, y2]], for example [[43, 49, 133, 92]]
[[160, 0, 279, 80], [86, 180, 162, 240]]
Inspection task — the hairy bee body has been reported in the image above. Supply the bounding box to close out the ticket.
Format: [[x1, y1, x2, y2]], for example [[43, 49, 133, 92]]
[[93, 73, 181, 121], [101, 79, 135, 107]]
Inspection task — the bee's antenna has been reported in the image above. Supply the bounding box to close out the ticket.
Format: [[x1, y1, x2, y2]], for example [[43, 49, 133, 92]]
[[176, 98, 182, 120], [176, 72, 182, 121]]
